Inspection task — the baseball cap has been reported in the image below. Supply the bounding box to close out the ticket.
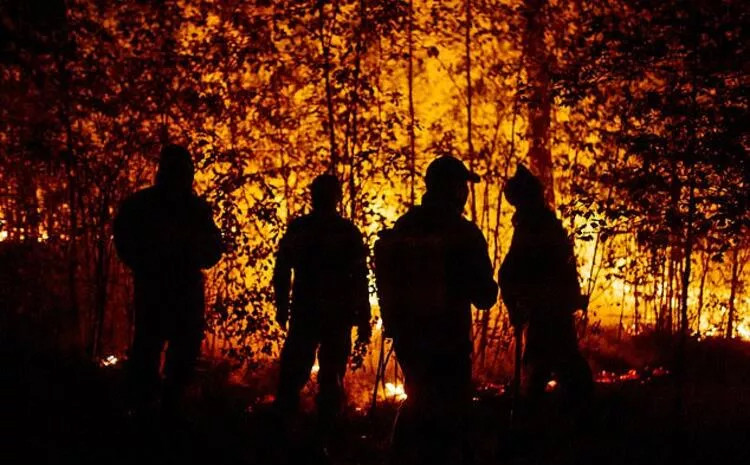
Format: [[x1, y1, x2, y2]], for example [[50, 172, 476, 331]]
[[425, 155, 480, 190]]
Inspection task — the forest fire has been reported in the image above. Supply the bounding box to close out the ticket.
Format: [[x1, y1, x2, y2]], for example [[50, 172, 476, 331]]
[[1, 1, 749, 464], [1, 0, 747, 372], [384, 382, 408, 402]]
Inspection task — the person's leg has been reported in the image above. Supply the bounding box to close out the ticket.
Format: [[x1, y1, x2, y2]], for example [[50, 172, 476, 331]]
[[524, 356, 552, 401], [162, 314, 204, 416], [523, 324, 556, 403], [391, 347, 421, 465], [316, 325, 351, 425], [427, 351, 473, 465], [555, 319, 593, 407], [275, 322, 318, 415], [127, 312, 164, 412], [523, 353, 554, 437], [558, 349, 593, 406]]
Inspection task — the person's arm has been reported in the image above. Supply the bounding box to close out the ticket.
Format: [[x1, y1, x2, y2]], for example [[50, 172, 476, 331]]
[[272, 226, 294, 329], [467, 225, 498, 310], [193, 199, 224, 269], [113, 197, 142, 271], [549, 219, 585, 312], [499, 245, 527, 328], [499, 221, 544, 327], [374, 229, 400, 339], [351, 229, 372, 342]]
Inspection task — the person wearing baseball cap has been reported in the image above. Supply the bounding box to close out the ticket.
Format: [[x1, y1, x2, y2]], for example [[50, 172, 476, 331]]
[[374, 155, 496, 464], [423, 155, 481, 215]]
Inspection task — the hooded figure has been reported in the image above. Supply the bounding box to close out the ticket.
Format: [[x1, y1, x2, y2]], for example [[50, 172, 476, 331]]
[[114, 144, 223, 414], [499, 165, 592, 404], [375, 155, 497, 465]]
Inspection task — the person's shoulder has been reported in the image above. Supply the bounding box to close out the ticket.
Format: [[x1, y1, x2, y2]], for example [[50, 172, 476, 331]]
[[516, 206, 557, 230], [286, 214, 311, 232], [540, 208, 565, 232], [120, 187, 156, 210], [335, 215, 363, 235], [458, 217, 487, 242], [457, 215, 479, 230], [526, 208, 569, 244], [392, 207, 421, 231], [189, 193, 213, 212]]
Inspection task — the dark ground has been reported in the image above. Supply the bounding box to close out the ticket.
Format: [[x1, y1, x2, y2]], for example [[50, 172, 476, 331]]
[[2, 339, 750, 465]]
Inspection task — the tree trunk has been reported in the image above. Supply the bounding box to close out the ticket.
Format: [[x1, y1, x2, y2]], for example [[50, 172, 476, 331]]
[[407, 0, 416, 206], [91, 195, 111, 357], [696, 249, 709, 336], [57, 8, 81, 351], [679, 178, 695, 337], [656, 254, 666, 331], [349, 0, 366, 220], [726, 246, 740, 339], [666, 253, 675, 333], [464, 0, 477, 221], [633, 278, 640, 334], [318, 1, 338, 171], [522, 0, 554, 205]]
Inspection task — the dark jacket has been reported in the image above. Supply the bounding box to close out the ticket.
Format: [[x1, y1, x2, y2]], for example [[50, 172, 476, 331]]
[[113, 186, 223, 313], [376, 200, 497, 352], [273, 212, 370, 328], [499, 205, 582, 327]]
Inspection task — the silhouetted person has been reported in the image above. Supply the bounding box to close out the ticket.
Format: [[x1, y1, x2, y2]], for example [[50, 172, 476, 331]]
[[375, 156, 497, 465], [113, 144, 223, 416], [273, 174, 371, 427], [499, 165, 592, 407]]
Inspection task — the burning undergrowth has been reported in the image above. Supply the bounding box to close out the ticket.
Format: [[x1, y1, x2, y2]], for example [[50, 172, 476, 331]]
[[215, 328, 686, 415], [91, 324, 750, 418]]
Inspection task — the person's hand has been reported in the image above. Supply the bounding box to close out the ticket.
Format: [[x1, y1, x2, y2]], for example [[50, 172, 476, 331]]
[[275, 309, 289, 330]]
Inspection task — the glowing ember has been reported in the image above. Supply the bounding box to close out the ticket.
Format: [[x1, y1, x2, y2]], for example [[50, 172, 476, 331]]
[[594, 367, 668, 384], [618, 369, 640, 381], [246, 394, 275, 413], [476, 383, 506, 397], [385, 382, 407, 401], [99, 355, 119, 367], [595, 370, 617, 384], [545, 379, 558, 392]]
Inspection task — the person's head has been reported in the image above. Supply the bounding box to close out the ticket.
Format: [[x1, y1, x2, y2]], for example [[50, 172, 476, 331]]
[[310, 174, 341, 213], [424, 155, 480, 212], [504, 164, 545, 209], [156, 144, 194, 195]]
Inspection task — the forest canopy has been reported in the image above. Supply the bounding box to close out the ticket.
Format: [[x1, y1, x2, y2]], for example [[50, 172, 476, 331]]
[[1, 0, 748, 374]]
